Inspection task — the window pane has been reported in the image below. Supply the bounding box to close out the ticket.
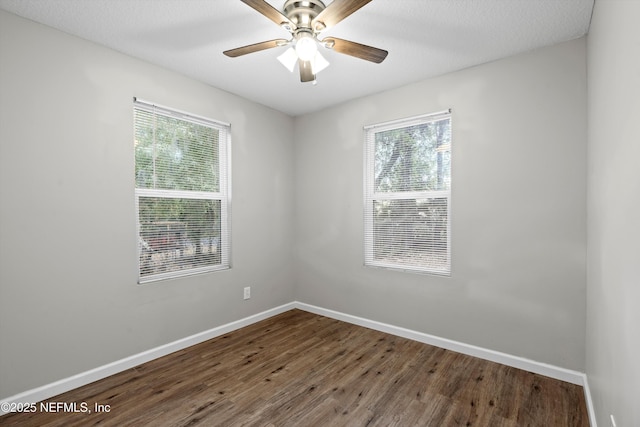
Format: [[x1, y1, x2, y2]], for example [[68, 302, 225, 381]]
[[372, 197, 449, 271], [134, 109, 220, 192], [365, 111, 451, 275], [138, 197, 222, 278], [374, 118, 451, 193]]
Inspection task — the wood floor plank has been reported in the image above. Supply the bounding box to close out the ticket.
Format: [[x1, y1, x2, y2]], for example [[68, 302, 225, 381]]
[[0, 309, 589, 426]]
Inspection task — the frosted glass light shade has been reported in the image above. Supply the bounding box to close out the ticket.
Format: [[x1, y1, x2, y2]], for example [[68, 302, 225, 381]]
[[311, 51, 330, 74], [277, 47, 298, 72]]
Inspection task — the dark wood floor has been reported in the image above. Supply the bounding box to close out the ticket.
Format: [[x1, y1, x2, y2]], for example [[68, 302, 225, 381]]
[[1, 309, 589, 426]]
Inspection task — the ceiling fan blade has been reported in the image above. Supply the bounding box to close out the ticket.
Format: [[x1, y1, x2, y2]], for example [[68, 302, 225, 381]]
[[322, 37, 388, 63], [299, 59, 315, 82], [223, 39, 289, 57], [312, 0, 372, 32], [240, 0, 296, 31]]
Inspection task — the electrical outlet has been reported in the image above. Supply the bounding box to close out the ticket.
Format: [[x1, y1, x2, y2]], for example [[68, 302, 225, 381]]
[[610, 414, 617, 427], [243, 287, 251, 300]]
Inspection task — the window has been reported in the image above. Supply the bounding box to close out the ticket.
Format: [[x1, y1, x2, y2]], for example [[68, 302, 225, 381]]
[[364, 110, 451, 275], [134, 98, 230, 283]]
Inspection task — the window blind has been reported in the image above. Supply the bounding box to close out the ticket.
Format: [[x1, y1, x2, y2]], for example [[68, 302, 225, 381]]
[[364, 110, 451, 275], [134, 98, 231, 283]]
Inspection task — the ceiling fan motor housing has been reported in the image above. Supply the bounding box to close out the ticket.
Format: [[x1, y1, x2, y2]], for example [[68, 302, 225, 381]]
[[283, 0, 326, 30]]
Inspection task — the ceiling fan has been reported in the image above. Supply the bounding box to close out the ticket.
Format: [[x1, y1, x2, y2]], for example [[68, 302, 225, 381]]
[[223, 0, 388, 83]]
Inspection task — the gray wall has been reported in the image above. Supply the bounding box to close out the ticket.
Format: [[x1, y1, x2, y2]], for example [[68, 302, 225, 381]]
[[1, 7, 591, 402], [294, 38, 587, 371], [0, 11, 295, 398], [586, 1, 640, 426]]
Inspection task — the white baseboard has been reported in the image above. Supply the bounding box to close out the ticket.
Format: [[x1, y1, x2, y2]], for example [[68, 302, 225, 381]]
[[293, 302, 585, 385], [581, 374, 598, 427], [294, 304, 598, 425], [0, 302, 295, 415], [2, 300, 595, 425]]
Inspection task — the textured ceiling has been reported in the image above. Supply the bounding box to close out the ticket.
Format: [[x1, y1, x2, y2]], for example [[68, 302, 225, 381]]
[[0, 0, 594, 116]]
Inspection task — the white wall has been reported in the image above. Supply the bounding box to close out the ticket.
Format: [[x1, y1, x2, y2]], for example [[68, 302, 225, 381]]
[[294, 38, 587, 370], [586, 1, 640, 426], [0, 10, 295, 399]]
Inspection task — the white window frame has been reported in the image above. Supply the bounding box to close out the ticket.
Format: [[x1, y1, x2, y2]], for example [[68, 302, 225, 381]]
[[364, 110, 451, 276], [134, 98, 231, 283]]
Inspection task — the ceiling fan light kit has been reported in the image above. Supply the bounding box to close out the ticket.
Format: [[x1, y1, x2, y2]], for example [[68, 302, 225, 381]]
[[224, 0, 388, 84]]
